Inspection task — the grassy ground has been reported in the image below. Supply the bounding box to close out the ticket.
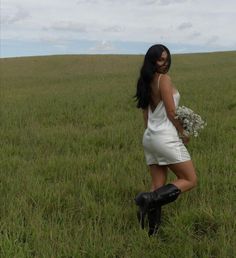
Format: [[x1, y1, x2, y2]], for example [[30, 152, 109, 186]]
[[0, 51, 235, 257]]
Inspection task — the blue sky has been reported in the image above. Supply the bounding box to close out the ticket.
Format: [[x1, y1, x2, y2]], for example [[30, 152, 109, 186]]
[[1, 0, 236, 58]]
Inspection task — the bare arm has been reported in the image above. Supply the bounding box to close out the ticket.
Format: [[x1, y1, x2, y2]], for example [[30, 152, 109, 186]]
[[143, 108, 148, 128], [159, 75, 188, 140]]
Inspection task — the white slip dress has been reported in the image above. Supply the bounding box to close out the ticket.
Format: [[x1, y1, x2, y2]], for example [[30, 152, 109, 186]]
[[142, 75, 191, 165]]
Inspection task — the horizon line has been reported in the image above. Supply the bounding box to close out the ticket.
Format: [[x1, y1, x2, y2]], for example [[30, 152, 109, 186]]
[[1, 49, 236, 59]]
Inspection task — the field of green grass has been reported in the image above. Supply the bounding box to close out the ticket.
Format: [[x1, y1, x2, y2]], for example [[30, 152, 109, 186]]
[[0, 51, 236, 257]]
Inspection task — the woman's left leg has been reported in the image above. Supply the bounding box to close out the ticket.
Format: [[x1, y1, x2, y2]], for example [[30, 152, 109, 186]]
[[148, 164, 168, 235], [149, 164, 168, 191], [137, 164, 168, 231]]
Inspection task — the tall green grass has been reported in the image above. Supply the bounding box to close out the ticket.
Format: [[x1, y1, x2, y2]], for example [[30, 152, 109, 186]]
[[0, 52, 236, 257]]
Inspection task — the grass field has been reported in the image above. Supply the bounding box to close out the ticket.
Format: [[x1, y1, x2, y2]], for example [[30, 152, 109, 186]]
[[0, 51, 236, 257]]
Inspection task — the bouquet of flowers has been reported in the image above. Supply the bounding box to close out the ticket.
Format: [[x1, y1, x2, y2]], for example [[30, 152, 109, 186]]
[[175, 106, 207, 137]]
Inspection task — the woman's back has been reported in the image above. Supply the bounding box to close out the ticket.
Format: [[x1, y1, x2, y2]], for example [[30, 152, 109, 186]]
[[147, 74, 180, 133]]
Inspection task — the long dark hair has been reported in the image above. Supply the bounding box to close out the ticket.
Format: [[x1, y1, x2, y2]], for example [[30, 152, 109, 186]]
[[133, 44, 171, 109]]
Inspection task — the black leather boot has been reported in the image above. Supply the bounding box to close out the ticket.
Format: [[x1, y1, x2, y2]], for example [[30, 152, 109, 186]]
[[134, 184, 181, 216], [147, 206, 162, 236]]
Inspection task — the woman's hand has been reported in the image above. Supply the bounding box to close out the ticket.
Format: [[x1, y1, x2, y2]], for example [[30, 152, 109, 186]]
[[179, 131, 190, 145], [182, 135, 190, 145]]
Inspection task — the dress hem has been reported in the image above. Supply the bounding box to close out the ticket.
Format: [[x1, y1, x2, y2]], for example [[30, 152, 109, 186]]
[[147, 159, 191, 166]]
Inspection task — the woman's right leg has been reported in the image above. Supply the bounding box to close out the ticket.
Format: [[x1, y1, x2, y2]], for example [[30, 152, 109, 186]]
[[135, 160, 197, 214], [168, 160, 197, 192]]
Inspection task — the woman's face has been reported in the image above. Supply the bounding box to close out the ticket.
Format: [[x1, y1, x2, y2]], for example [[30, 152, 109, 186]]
[[156, 50, 169, 73]]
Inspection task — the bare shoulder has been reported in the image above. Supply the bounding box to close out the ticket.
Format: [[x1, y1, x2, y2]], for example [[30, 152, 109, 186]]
[[160, 73, 171, 84], [151, 73, 169, 89], [159, 73, 172, 91]]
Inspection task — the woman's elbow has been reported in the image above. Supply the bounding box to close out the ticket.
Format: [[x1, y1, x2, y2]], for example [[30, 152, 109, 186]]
[[167, 111, 176, 120]]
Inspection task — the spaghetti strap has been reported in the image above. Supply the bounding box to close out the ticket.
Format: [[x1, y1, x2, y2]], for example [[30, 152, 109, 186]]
[[157, 74, 162, 89]]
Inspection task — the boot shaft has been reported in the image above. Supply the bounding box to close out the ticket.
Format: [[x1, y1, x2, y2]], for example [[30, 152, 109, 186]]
[[150, 183, 181, 208], [134, 184, 181, 216]]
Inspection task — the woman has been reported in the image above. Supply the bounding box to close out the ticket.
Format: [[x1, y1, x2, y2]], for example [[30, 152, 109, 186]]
[[133, 44, 197, 236]]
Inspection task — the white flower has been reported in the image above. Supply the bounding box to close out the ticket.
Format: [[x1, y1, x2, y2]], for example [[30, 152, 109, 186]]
[[175, 106, 207, 137]]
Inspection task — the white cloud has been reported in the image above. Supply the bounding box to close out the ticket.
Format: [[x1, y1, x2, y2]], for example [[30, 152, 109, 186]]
[[1, 0, 236, 56], [190, 32, 201, 38], [177, 22, 193, 30], [157, 0, 189, 6], [206, 35, 220, 45], [1, 4, 31, 25], [103, 25, 124, 33], [43, 21, 87, 33], [77, 0, 97, 4], [89, 40, 116, 53]]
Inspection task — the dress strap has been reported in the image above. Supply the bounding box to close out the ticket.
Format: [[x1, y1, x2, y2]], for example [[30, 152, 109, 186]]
[[157, 74, 162, 89]]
